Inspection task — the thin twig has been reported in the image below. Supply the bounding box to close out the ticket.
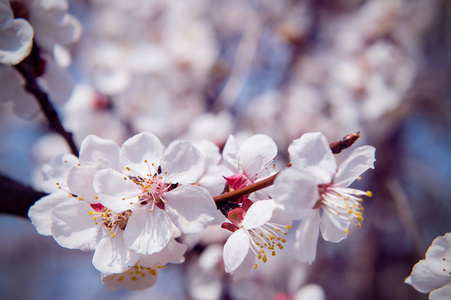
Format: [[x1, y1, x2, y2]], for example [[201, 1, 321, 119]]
[[13, 54, 78, 156]]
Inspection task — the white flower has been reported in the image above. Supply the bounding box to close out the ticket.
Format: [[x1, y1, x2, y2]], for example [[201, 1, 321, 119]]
[[102, 237, 187, 291], [405, 233, 451, 299], [94, 132, 217, 256], [29, 135, 139, 274], [0, 0, 33, 65], [274, 132, 375, 263], [222, 199, 291, 279], [222, 134, 278, 201]]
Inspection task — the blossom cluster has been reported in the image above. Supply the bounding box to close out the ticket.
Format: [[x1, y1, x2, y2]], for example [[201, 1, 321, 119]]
[[28, 131, 375, 290]]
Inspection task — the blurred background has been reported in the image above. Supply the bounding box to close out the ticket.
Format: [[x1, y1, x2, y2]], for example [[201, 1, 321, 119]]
[[1, 0, 450, 299]]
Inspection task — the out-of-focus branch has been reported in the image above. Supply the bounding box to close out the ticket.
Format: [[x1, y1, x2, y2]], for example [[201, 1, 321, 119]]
[[13, 46, 79, 156], [0, 173, 46, 218]]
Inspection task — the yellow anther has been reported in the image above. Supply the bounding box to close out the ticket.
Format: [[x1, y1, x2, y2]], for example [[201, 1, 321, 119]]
[[149, 269, 156, 276], [344, 228, 349, 234], [366, 191, 373, 197], [111, 233, 115, 238], [89, 211, 93, 215], [272, 251, 276, 256], [281, 239, 286, 243], [131, 276, 137, 281], [117, 276, 124, 282], [110, 274, 115, 280], [286, 225, 291, 229], [254, 264, 258, 269]]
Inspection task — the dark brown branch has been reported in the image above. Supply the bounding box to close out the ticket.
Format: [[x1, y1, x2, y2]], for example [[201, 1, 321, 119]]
[[0, 173, 47, 218], [13, 50, 78, 156], [213, 132, 361, 205]]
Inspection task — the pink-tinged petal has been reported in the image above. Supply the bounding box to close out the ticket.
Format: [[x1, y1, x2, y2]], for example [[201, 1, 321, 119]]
[[293, 210, 321, 264], [124, 207, 172, 255], [102, 266, 158, 291], [274, 167, 319, 219], [50, 199, 100, 251], [41, 153, 79, 193], [93, 169, 141, 212], [242, 200, 277, 230], [429, 284, 451, 300], [228, 208, 246, 227], [79, 135, 120, 168], [320, 210, 349, 243], [409, 260, 450, 294], [93, 230, 137, 274], [222, 135, 239, 173], [231, 247, 255, 279], [0, 18, 33, 65], [162, 140, 204, 184], [28, 192, 70, 236], [333, 146, 376, 187], [294, 284, 326, 300], [120, 132, 163, 176], [238, 134, 277, 178], [223, 228, 250, 273], [164, 185, 216, 234], [288, 132, 336, 183], [67, 165, 99, 203]]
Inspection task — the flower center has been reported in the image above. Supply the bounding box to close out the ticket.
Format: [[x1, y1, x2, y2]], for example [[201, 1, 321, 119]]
[[317, 183, 372, 232], [89, 204, 131, 238], [247, 223, 291, 269]]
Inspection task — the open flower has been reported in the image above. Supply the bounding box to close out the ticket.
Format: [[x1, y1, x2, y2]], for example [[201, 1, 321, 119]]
[[274, 132, 375, 263], [222, 199, 291, 279], [102, 237, 187, 291], [0, 0, 33, 65], [405, 233, 451, 299], [222, 134, 278, 201], [94, 132, 217, 256]]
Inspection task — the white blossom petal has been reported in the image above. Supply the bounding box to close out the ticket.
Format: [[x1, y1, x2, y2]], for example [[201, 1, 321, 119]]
[[120, 132, 163, 177], [162, 140, 204, 184], [67, 165, 100, 203], [288, 132, 336, 183], [94, 168, 141, 212], [274, 167, 319, 219], [102, 266, 158, 291], [425, 233, 451, 276], [140, 239, 187, 267], [222, 135, 239, 173], [429, 284, 451, 300], [124, 207, 172, 255], [79, 134, 120, 168], [51, 199, 100, 251], [320, 209, 349, 243], [28, 192, 69, 236], [409, 260, 450, 294], [294, 210, 321, 264], [164, 185, 216, 234], [93, 230, 136, 274], [41, 153, 79, 193], [333, 145, 376, 187], [237, 134, 277, 177], [223, 228, 250, 273], [231, 247, 255, 280], [0, 18, 33, 65], [242, 200, 278, 230]]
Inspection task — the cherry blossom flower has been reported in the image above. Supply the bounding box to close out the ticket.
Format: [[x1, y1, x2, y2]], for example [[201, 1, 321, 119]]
[[102, 237, 187, 291], [29, 135, 140, 274], [222, 199, 291, 279], [0, 0, 33, 65], [222, 134, 278, 201], [93, 131, 217, 256], [274, 132, 375, 263], [405, 233, 451, 299]]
